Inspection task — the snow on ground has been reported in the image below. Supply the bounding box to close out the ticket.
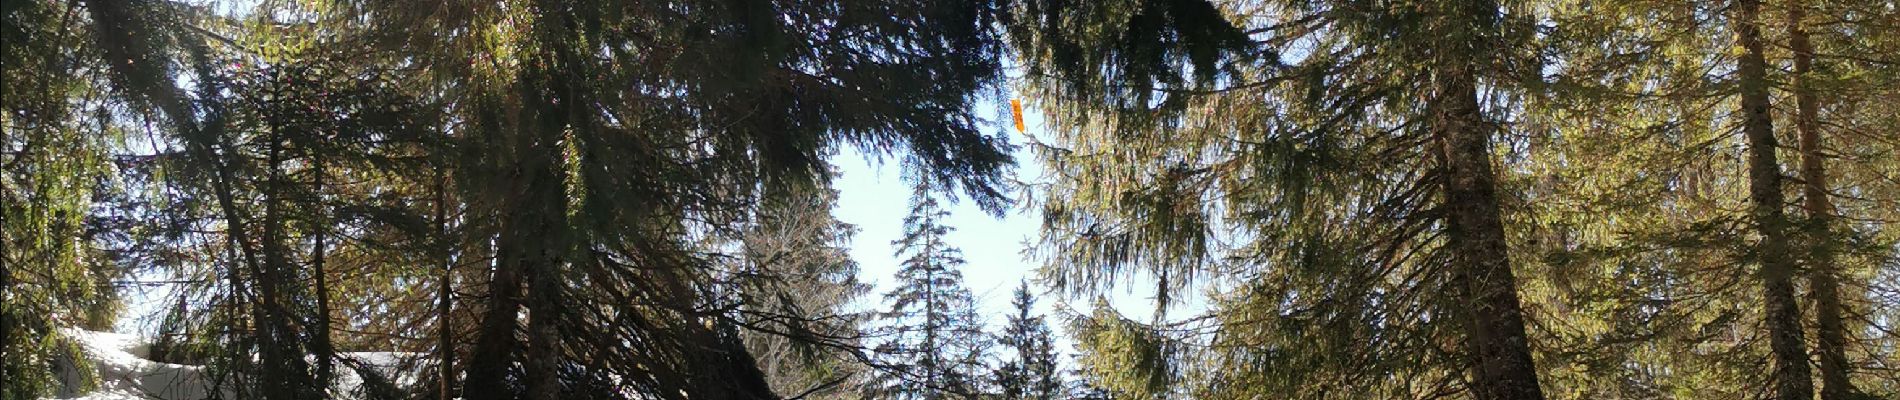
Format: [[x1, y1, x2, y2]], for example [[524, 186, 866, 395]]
[[51, 329, 421, 400]]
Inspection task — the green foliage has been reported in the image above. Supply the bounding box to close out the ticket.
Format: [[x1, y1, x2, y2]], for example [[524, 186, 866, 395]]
[[996, 281, 1063, 400], [1067, 301, 1177, 400], [870, 189, 994, 400], [731, 186, 874, 399], [6, 0, 1897, 399], [1016, 0, 1898, 399], [4, 0, 123, 396]]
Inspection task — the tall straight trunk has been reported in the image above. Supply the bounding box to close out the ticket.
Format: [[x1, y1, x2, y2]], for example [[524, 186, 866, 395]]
[[1734, 1, 1816, 399], [1432, 65, 1546, 400], [465, 73, 571, 400], [926, 264, 940, 396], [260, 134, 287, 399], [1789, 3, 1855, 398], [475, 134, 566, 400], [519, 3, 581, 398], [1, 119, 9, 380], [260, 124, 318, 400], [311, 142, 335, 388], [434, 174, 457, 400], [462, 215, 524, 400], [524, 254, 562, 400], [436, 268, 456, 400], [521, 153, 565, 400]]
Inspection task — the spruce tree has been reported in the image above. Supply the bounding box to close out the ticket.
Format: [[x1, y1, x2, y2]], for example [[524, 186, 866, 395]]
[[731, 185, 874, 399], [9, 0, 1897, 399], [320, 0, 1020, 397], [996, 281, 1062, 400], [2, 1, 119, 396], [1007, 0, 1547, 398], [871, 188, 993, 400], [1731, 1, 1814, 398]]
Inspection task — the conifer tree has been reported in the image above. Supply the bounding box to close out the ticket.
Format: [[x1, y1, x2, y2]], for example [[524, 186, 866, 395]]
[[321, 0, 1020, 397], [996, 281, 1063, 400], [871, 188, 993, 400], [1487, 0, 1898, 397], [1783, 1, 1896, 397], [1006, 0, 1547, 398], [2, 1, 119, 396], [9, 0, 1896, 399], [731, 185, 874, 399]]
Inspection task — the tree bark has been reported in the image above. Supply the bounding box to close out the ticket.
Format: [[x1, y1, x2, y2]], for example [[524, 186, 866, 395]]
[[1433, 65, 1547, 400], [312, 137, 336, 389], [435, 174, 458, 400], [463, 214, 525, 400], [261, 118, 318, 400], [521, 169, 565, 400], [1789, 2, 1855, 398], [1416, 1, 1549, 397], [467, 50, 573, 400], [1734, 1, 1817, 399], [0, 111, 9, 389], [518, 3, 588, 398]]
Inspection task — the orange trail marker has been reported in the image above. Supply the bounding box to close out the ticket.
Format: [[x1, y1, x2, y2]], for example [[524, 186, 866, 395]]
[[1010, 99, 1026, 133]]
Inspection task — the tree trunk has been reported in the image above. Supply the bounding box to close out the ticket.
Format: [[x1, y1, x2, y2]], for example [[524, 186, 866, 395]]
[[260, 121, 318, 400], [523, 197, 564, 400], [0, 116, 9, 385], [1432, 65, 1547, 400], [519, 3, 586, 398], [463, 218, 524, 400], [925, 258, 940, 396], [1734, 1, 1817, 399], [1789, 2, 1855, 398], [312, 140, 336, 389], [466, 67, 572, 400], [435, 174, 458, 400]]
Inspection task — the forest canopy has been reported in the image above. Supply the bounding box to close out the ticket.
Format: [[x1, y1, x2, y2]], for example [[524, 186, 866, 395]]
[[2, 0, 1896, 400]]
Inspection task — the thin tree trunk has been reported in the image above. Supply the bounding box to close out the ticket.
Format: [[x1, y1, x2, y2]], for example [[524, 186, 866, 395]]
[[0, 116, 9, 382], [1433, 65, 1546, 400], [260, 121, 316, 400], [311, 139, 335, 390], [261, 122, 289, 399], [435, 174, 457, 400], [222, 237, 252, 397], [925, 257, 940, 396], [1734, 0, 1816, 398], [1789, 2, 1855, 398]]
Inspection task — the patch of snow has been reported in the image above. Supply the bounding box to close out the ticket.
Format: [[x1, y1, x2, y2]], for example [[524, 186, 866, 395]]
[[49, 329, 424, 400], [54, 329, 224, 400]]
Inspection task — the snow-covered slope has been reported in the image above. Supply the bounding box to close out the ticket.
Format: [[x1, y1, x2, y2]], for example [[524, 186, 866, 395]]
[[51, 329, 421, 400], [54, 329, 223, 400]]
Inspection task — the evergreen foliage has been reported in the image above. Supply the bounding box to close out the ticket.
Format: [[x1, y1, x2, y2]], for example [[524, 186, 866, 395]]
[[996, 281, 1063, 400], [2, 0, 1896, 399], [730, 185, 874, 399], [869, 189, 993, 400]]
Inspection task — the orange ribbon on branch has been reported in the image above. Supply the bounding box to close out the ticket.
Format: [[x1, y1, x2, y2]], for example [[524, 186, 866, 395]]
[[1010, 99, 1025, 133]]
